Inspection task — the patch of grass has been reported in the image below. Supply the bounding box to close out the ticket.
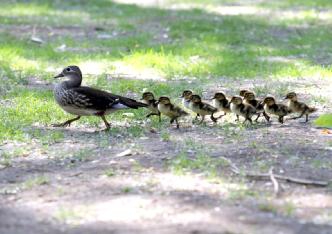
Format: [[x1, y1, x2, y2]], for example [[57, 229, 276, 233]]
[[55, 207, 83, 224], [0, 148, 33, 166], [72, 148, 94, 162], [132, 160, 144, 172], [104, 168, 116, 177], [314, 114, 332, 128], [22, 175, 49, 189], [228, 187, 259, 200], [311, 159, 332, 169], [160, 130, 171, 141], [170, 149, 228, 178], [0, 88, 64, 142], [281, 202, 296, 216], [258, 202, 278, 214], [253, 159, 276, 172], [121, 186, 133, 193], [126, 125, 144, 137], [28, 129, 65, 145], [0, 152, 13, 167]]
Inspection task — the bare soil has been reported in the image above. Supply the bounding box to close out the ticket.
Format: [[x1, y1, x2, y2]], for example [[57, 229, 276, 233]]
[[1, 76, 332, 234]]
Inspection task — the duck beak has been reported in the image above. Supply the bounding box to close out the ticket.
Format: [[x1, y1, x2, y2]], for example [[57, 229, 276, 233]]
[[54, 72, 64, 79]]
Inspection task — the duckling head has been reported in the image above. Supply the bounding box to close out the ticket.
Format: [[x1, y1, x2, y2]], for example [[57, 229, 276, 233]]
[[244, 91, 256, 101], [230, 96, 243, 105], [212, 92, 226, 101], [190, 94, 202, 103], [181, 90, 193, 100], [239, 89, 251, 97], [285, 92, 297, 101], [263, 96, 276, 106], [158, 96, 171, 105], [142, 92, 155, 101]]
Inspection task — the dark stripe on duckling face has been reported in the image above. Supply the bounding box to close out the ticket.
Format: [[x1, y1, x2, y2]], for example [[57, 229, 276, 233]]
[[142, 92, 155, 101]]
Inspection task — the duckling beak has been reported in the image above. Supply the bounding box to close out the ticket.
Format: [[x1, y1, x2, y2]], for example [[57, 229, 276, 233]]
[[54, 72, 64, 79]]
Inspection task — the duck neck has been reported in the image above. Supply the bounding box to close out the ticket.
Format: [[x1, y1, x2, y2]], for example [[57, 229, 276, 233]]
[[63, 74, 82, 89]]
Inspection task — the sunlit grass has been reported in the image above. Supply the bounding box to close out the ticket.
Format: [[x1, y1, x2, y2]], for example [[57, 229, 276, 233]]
[[0, 0, 332, 142]]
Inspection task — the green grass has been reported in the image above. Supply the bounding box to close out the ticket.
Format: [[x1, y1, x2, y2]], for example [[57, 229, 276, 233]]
[[104, 168, 116, 177], [170, 138, 229, 178], [314, 114, 332, 128], [22, 175, 49, 189], [0, 0, 332, 142]]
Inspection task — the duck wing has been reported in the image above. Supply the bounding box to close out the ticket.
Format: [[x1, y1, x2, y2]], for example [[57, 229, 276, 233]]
[[71, 86, 147, 110]]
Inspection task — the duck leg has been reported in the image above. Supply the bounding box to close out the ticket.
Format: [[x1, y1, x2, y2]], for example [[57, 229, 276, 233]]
[[218, 112, 226, 119], [254, 113, 261, 122], [278, 116, 284, 124], [243, 117, 252, 124], [101, 115, 111, 130], [146, 113, 161, 122], [170, 118, 180, 128], [263, 112, 270, 122], [198, 115, 205, 124], [210, 113, 218, 123], [52, 116, 81, 127], [175, 118, 180, 129], [192, 114, 200, 123], [290, 110, 305, 120]]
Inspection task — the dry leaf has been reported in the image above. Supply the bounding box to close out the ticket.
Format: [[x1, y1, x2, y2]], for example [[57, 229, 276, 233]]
[[321, 129, 332, 135]]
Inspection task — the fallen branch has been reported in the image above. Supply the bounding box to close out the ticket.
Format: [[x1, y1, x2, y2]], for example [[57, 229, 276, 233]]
[[269, 167, 280, 197], [219, 156, 329, 187]]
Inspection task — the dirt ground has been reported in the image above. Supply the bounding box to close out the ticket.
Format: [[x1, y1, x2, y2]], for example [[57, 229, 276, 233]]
[[1, 0, 332, 232], [1, 76, 332, 234]]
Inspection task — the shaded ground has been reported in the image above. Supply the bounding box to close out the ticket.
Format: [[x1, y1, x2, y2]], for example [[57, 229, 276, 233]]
[[1, 77, 332, 234], [1, 0, 332, 233]]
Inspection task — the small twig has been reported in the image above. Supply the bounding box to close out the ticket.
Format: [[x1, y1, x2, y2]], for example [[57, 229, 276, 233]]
[[269, 167, 280, 197], [220, 156, 329, 187]]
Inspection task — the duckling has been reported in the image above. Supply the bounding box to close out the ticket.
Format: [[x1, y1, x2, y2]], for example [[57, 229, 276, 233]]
[[189, 94, 218, 124], [285, 92, 317, 122], [243, 91, 270, 122], [181, 90, 202, 121], [211, 92, 231, 117], [239, 89, 251, 97], [263, 96, 291, 124], [141, 92, 161, 122], [181, 90, 193, 109], [230, 96, 256, 124], [157, 96, 188, 128]]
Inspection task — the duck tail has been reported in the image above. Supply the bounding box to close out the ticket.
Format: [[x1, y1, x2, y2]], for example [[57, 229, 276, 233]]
[[119, 97, 148, 109]]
